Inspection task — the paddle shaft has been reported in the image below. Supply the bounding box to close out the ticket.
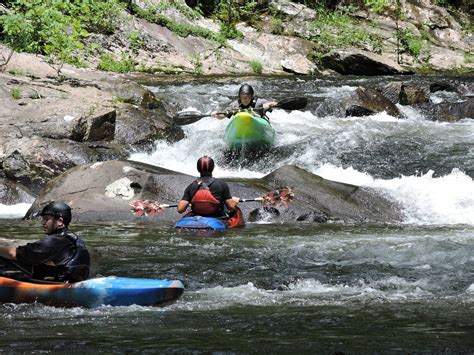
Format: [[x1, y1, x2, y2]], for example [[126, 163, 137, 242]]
[[174, 97, 307, 125], [0, 255, 33, 276], [160, 199, 261, 207], [151, 197, 264, 209], [240, 197, 264, 203], [159, 204, 178, 209]]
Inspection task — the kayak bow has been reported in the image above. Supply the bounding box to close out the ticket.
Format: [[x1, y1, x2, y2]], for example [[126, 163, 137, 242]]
[[224, 111, 275, 150]]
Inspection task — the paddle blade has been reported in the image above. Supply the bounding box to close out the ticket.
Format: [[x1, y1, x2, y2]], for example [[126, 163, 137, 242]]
[[129, 200, 164, 217], [173, 111, 209, 125], [260, 188, 295, 207], [276, 97, 308, 111]]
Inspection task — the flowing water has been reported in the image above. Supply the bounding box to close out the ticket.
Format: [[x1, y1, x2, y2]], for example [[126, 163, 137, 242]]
[[1, 76, 473, 352]]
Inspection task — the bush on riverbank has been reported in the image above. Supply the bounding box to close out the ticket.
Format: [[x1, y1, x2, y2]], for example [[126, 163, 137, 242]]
[[0, 0, 471, 75]]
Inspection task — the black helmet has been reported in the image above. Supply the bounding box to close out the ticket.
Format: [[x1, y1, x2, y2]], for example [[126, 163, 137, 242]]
[[197, 156, 214, 175], [239, 84, 254, 96], [40, 201, 72, 227]]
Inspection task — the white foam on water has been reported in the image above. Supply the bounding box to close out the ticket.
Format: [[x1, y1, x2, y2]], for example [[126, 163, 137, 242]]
[[315, 164, 474, 225], [0, 203, 31, 219], [175, 275, 441, 311]]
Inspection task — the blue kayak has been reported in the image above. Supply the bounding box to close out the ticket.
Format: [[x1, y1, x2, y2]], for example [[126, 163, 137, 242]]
[[175, 216, 227, 230], [175, 208, 245, 230], [0, 276, 184, 308]]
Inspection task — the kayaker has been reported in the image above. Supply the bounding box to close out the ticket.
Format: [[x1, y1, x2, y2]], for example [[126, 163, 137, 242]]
[[0, 201, 90, 283], [219, 84, 277, 119], [177, 155, 239, 217]]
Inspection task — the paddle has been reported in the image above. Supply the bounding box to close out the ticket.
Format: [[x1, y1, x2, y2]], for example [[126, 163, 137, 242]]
[[0, 255, 33, 277], [129, 188, 294, 217], [173, 97, 308, 126]]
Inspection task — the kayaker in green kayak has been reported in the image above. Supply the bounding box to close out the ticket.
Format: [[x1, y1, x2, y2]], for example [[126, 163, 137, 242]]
[[0, 201, 90, 283], [215, 84, 278, 119], [177, 155, 240, 218]]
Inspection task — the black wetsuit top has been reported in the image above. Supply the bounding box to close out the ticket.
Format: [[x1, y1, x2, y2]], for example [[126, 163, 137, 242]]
[[16, 228, 90, 282]]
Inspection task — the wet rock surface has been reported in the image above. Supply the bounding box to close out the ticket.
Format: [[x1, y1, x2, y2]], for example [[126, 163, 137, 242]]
[[24, 161, 403, 224]]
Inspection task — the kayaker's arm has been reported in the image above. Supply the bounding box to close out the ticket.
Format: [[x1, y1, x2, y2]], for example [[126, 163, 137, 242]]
[[211, 110, 234, 119], [0, 246, 17, 260], [177, 200, 190, 214], [263, 101, 278, 111], [225, 197, 240, 212]]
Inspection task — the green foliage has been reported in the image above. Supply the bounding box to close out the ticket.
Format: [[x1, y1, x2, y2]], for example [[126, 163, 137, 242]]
[[191, 54, 203, 75], [364, 0, 387, 12], [130, 2, 227, 44], [249, 60, 263, 74], [98, 53, 135, 73], [310, 7, 384, 56], [397, 28, 424, 58], [136, 63, 183, 74], [130, 3, 157, 22], [128, 31, 143, 55], [155, 0, 200, 20], [270, 18, 284, 35], [10, 87, 21, 100], [464, 51, 473, 64], [156, 15, 227, 43], [214, 0, 258, 39], [0, 0, 125, 66]]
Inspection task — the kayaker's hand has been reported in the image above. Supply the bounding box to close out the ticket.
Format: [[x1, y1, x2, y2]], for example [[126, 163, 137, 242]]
[[232, 197, 240, 204], [263, 102, 278, 111], [211, 111, 226, 119]]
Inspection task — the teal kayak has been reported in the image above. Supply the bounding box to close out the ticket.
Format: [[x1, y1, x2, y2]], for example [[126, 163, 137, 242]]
[[224, 111, 275, 150]]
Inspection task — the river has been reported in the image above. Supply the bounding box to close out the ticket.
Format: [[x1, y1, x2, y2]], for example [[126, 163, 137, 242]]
[[1, 76, 473, 352]]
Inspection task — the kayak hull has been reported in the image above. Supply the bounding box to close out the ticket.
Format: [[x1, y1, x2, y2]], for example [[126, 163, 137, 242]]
[[225, 111, 275, 150], [175, 216, 227, 230], [175, 208, 245, 230], [0, 276, 184, 308]]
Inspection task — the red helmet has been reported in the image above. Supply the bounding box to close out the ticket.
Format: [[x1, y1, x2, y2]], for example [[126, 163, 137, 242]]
[[197, 156, 214, 175]]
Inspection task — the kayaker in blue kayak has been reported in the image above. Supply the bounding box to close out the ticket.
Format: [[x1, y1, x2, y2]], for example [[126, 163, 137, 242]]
[[177, 156, 240, 218], [0, 201, 90, 283], [220, 84, 277, 119]]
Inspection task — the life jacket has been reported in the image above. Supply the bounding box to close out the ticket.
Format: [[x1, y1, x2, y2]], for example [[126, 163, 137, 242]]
[[32, 230, 90, 283], [190, 178, 223, 216]]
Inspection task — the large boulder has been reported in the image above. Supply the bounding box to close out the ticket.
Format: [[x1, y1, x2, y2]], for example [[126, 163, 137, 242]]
[[267, 0, 320, 39], [0, 177, 34, 205], [1, 137, 97, 194], [0, 49, 185, 195], [24, 160, 403, 224], [346, 87, 401, 117], [315, 86, 401, 118], [320, 49, 412, 76]]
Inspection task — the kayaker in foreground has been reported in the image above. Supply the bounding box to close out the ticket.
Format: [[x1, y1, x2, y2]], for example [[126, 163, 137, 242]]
[[216, 84, 278, 119], [177, 156, 240, 218], [0, 201, 90, 283]]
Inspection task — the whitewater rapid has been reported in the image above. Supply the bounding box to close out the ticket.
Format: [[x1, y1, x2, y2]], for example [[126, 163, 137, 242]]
[[2, 81, 473, 226], [128, 107, 474, 226]]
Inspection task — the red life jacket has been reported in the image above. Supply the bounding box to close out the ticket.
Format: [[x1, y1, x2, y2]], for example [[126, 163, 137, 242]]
[[190, 179, 222, 216]]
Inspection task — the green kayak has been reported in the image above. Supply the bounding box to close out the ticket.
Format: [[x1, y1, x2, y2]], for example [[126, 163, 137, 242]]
[[224, 111, 275, 150]]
